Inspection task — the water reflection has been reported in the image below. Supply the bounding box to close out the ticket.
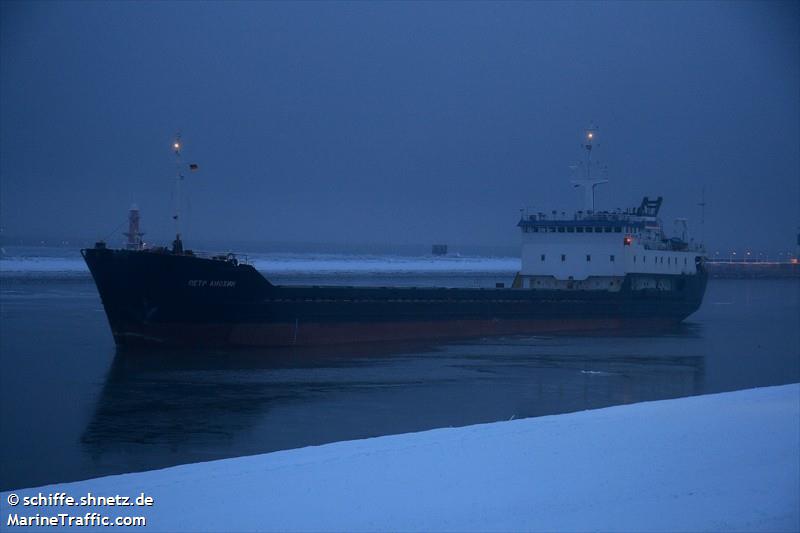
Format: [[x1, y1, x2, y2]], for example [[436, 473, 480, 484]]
[[81, 333, 705, 469], [81, 342, 441, 450]]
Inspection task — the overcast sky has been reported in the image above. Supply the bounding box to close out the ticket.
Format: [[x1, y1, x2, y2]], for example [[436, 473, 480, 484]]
[[1, 1, 798, 254]]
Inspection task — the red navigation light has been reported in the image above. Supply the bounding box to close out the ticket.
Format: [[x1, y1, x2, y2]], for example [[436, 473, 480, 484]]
[[623, 236, 632, 246]]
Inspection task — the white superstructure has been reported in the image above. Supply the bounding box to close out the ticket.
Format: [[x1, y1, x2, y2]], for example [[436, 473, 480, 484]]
[[515, 128, 705, 291]]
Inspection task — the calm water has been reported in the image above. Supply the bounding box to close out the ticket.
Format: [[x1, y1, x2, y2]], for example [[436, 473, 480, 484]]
[[1, 264, 798, 491]]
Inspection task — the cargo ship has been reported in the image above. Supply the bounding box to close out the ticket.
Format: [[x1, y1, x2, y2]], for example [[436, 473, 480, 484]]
[[83, 128, 707, 347]]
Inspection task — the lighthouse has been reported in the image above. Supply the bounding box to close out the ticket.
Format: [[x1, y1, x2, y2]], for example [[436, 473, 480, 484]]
[[123, 204, 145, 250]]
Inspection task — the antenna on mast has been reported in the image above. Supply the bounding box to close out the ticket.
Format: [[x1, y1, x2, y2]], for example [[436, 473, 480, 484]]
[[585, 125, 595, 179], [172, 133, 184, 254], [570, 123, 608, 212]]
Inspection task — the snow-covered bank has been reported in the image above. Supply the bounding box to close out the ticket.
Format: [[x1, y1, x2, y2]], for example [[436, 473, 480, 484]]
[[3, 385, 798, 532], [0, 252, 519, 275]]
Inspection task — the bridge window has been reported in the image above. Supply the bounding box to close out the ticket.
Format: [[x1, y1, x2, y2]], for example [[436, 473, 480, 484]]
[[541, 254, 546, 262], [610, 255, 615, 262], [643, 256, 646, 263], [684, 257, 687, 265], [668, 257, 671, 265], [595, 227, 603, 233], [633, 255, 636, 263], [567, 226, 575, 233], [576, 227, 584, 233], [586, 254, 591, 262], [604, 227, 612, 233], [614, 227, 622, 233], [561, 254, 566, 262], [558, 227, 565, 233]]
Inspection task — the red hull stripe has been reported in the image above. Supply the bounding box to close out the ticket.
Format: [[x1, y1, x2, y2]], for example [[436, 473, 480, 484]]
[[114, 318, 677, 347]]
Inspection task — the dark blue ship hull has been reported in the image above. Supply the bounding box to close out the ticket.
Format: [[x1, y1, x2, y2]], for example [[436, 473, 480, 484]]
[[82, 246, 707, 347]]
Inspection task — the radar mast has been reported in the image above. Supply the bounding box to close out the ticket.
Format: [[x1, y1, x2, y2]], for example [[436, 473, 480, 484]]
[[570, 124, 608, 212], [172, 133, 184, 254]]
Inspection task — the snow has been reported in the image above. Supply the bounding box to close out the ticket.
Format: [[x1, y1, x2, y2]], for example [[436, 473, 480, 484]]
[[0, 257, 88, 273], [0, 253, 519, 274], [3, 384, 798, 532], [249, 253, 519, 274]]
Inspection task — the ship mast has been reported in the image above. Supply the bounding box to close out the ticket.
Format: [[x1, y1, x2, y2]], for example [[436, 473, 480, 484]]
[[570, 124, 608, 212], [172, 134, 184, 254]]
